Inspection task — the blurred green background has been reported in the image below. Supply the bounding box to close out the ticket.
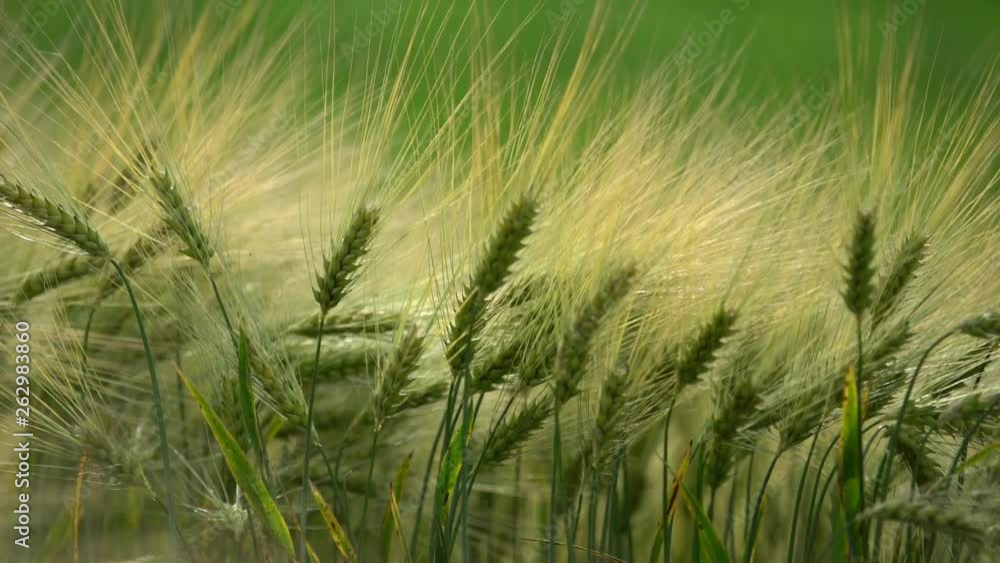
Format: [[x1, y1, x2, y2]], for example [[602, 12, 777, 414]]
[[5, 0, 997, 105]]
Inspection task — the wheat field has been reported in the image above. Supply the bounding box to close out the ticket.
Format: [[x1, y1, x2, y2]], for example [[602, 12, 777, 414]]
[[0, 2, 998, 562]]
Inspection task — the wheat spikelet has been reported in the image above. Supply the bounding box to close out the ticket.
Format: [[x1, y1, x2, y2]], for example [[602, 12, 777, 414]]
[[149, 169, 215, 266], [287, 308, 404, 337], [842, 210, 877, 315], [859, 498, 986, 543], [313, 206, 380, 314], [587, 362, 632, 470], [705, 346, 764, 488], [959, 311, 1000, 339], [15, 255, 102, 303], [871, 234, 927, 328], [675, 307, 739, 386], [289, 336, 387, 382], [247, 345, 308, 426], [0, 175, 111, 258], [480, 399, 552, 465], [472, 338, 523, 393], [893, 424, 941, 487], [446, 196, 538, 374], [864, 319, 913, 372], [552, 264, 637, 405], [373, 326, 426, 431]]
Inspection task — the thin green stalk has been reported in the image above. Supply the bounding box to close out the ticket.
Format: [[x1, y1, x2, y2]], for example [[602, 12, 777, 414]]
[[514, 457, 522, 563], [743, 452, 754, 548], [742, 448, 781, 563], [82, 302, 98, 355], [941, 394, 1000, 484], [692, 448, 704, 563], [297, 315, 326, 563], [786, 430, 822, 563], [724, 475, 738, 553], [872, 330, 956, 538], [587, 476, 598, 563], [662, 397, 676, 563], [208, 272, 237, 348], [803, 435, 841, 560], [460, 368, 473, 563], [431, 379, 461, 562], [599, 457, 621, 555], [851, 315, 867, 561], [359, 428, 381, 558], [549, 408, 562, 563], [113, 260, 179, 559], [410, 408, 446, 550]]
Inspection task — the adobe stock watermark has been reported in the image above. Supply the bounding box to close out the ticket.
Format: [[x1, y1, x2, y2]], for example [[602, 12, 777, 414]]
[[337, 1, 404, 61], [878, 0, 929, 38], [780, 84, 834, 133], [19, 0, 72, 40], [545, 0, 588, 28], [213, 0, 245, 18], [672, 0, 751, 68]]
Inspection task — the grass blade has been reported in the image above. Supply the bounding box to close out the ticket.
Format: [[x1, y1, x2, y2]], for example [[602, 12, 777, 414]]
[[436, 421, 467, 524], [649, 441, 692, 563], [383, 452, 414, 561], [238, 328, 266, 471], [309, 481, 357, 562], [680, 482, 733, 563], [177, 368, 294, 557], [388, 484, 414, 563]]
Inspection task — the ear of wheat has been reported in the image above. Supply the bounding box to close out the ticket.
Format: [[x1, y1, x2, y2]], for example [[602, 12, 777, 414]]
[[0, 176, 111, 258]]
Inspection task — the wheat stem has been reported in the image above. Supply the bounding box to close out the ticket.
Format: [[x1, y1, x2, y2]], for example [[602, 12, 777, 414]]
[[297, 315, 325, 563], [112, 260, 179, 558]]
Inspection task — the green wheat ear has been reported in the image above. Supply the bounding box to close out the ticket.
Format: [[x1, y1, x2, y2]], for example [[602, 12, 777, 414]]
[[480, 398, 552, 466], [871, 233, 927, 328], [0, 175, 111, 258], [16, 255, 102, 303], [373, 326, 426, 431], [553, 264, 637, 405], [149, 169, 215, 266], [446, 195, 539, 374], [312, 205, 380, 314], [842, 210, 876, 315], [959, 311, 1000, 339], [676, 307, 739, 386]]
